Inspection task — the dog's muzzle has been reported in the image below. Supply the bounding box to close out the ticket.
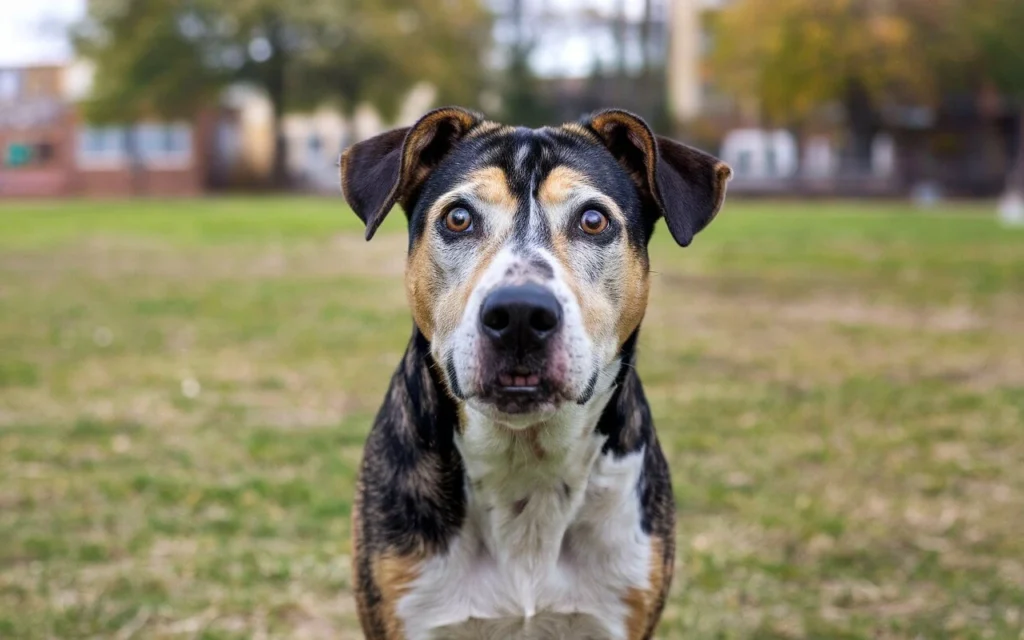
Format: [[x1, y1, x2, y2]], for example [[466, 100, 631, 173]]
[[476, 283, 566, 414]]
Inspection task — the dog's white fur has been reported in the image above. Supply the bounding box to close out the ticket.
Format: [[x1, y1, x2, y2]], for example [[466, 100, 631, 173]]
[[396, 399, 653, 639]]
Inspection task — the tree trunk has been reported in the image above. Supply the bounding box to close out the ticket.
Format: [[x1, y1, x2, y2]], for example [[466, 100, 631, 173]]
[[998, 105, 1024, 224], [640, 0, 654, 81], [850, 127, 876, 174], [788, 122, 804, 193], [842, 78, 878, 176], [639, 0, 665, 125], [265, 15, 289, 189], [1005, 107, 1024, 194], [126, 124, 143, 197], [613, 0, 628, 106], [269, 105, 288, 189]]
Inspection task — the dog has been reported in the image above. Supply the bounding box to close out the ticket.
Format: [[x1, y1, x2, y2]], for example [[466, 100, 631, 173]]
[[340, 107, 731, 640]]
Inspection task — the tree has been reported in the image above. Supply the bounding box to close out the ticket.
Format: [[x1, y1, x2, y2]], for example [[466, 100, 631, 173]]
[[892, 0, 1024, 216], [954, 0, 1024, 221], [712, 0, 932, 176], [73, 0, 217, 193], [75, 0, 492, 186], [490, 0, 554, 128]]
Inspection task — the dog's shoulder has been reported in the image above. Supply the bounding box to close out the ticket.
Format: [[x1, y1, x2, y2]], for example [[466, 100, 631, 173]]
[[595, 361, 677, 640], [352, 332, 466, 638]]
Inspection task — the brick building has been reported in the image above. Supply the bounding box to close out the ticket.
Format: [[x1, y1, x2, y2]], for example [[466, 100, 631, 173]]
[[0, 64, 236, 198]]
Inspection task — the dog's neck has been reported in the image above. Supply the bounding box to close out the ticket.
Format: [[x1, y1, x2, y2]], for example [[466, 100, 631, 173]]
[[387, 328, 653, 558], [457, 379, 615, 565]]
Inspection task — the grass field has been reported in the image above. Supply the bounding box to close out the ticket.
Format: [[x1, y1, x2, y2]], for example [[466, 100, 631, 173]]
[[1, 197, 1023, 639]]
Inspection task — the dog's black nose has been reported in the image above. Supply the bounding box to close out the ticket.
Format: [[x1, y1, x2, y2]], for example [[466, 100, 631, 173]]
[[480, 284, 562, 354]]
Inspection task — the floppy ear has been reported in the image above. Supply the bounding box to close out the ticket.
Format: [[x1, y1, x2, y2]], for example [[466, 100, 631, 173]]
[[340, 106, 482, 240], [583, 109, 732, 247]]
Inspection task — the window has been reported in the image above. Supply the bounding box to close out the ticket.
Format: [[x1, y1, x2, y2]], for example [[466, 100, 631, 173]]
[[3, 141, 56, 167], [765, 148, 778, 176], [77, 127, 127, 167], [36, 143, 55, 163], [5, 143, 31, 167], [0, 70, 21, 101], [735, 150, 753, 178], [78, 123, 193, 168], [135, 123, 192, 166]]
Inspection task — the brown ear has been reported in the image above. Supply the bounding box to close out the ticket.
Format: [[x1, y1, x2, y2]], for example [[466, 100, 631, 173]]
[[583, 109, 732, 247], [340, 106, 482, 240]]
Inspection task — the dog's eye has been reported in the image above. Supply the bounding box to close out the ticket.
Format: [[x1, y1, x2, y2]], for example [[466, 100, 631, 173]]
[[445, 207, 473, 233], [579, 210, 608, 235]]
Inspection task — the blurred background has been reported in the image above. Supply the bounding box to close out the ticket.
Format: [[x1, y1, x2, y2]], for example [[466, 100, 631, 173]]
[[1, 1, 1023, 639], [1, 0, 1023, 207]]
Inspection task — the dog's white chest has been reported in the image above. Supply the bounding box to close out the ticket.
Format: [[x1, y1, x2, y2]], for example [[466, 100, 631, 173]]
[[395, 431, 652, 640], [423, 612, 617, 640]]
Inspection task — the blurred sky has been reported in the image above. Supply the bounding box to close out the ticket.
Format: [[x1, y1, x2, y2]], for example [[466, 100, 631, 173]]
[[0, 1, 84, 66], [0, 0, 649, 76]]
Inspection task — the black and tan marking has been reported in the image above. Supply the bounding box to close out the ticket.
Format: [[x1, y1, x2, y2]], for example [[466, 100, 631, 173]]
[[341, 107, 730, 639], [351, 332, 464, 638]]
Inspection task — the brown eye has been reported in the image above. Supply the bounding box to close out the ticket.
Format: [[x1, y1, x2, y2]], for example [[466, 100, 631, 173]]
[[580, 209, 608, 235], [445, 207, 473, 233]]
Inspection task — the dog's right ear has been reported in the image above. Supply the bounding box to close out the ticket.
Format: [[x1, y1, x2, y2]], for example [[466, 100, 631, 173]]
[[340, 107, 482, 240], [582, 109, 731, 247]]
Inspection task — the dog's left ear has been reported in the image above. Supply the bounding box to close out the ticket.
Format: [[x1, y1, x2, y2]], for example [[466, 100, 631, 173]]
[[340, 106, 482, 240], [583, 109, 732, 247]]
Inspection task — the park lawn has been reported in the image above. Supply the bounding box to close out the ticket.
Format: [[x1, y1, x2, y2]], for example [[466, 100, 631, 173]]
[[0, 197, 1022, 639]]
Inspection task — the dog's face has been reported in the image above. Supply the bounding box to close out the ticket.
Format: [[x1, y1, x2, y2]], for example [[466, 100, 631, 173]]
[[342, 108, 730, 426]]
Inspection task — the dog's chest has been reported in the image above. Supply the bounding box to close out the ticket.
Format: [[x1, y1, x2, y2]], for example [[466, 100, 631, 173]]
[[395, 434, 652, 640]]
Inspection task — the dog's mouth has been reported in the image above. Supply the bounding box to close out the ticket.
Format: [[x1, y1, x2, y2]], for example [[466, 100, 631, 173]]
[[478, 366, 563, 415], [496, 370, 542, 390]]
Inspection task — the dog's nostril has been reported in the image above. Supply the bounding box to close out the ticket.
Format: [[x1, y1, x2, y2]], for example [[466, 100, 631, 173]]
[[529, 307, 559, 333], [482, 307, 511, 332]]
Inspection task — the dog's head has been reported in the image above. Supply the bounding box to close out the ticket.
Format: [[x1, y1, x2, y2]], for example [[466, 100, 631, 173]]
[[341, 107, 730, 426]]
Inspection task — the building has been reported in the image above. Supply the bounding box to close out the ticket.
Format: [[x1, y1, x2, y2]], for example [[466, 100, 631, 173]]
[[0, 63, 239, 198], [663, 0, 904, 192], [280, 83, 437, 193]]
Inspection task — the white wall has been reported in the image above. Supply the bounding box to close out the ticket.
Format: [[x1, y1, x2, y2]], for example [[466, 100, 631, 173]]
[[278, 82, 439, 192], [721, 129, 896, 181], [720, 129, 799, 180]]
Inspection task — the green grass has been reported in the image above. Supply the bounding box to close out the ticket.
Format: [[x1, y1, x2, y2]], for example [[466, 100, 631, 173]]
[[1, 197, 1022, 639]]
